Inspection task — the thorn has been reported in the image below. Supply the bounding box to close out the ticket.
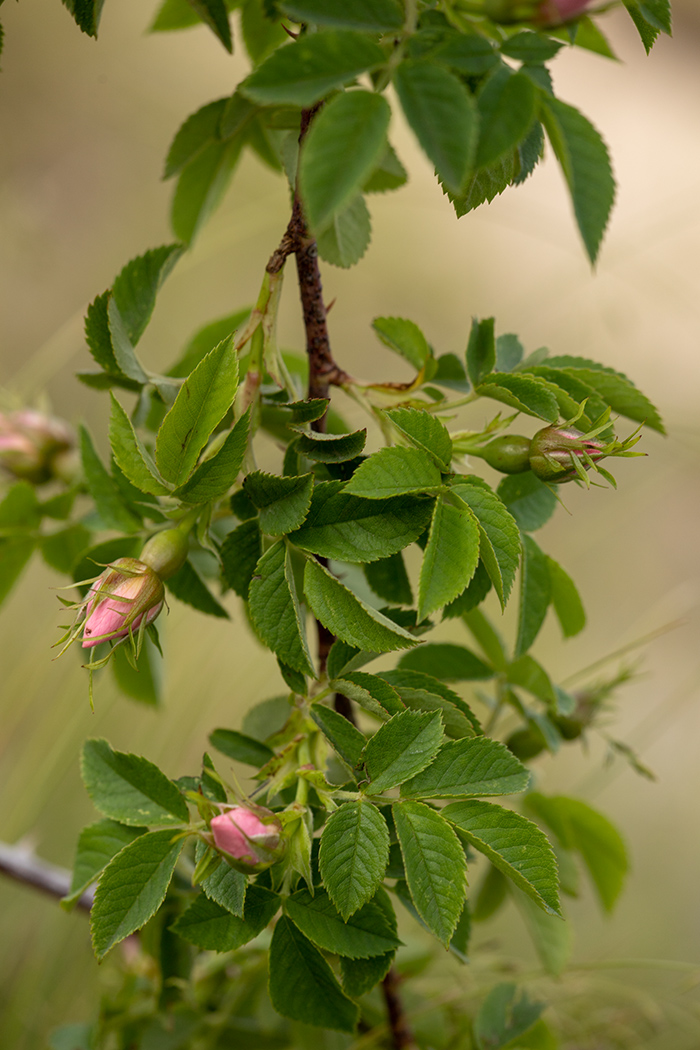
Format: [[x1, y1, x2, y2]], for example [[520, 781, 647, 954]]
[[326, 297, 337, 314], [282, 24, 299, 39]]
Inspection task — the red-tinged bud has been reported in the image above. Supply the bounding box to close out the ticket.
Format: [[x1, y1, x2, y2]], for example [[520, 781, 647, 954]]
[[0, 409, 73, 485], [536, 0, 593, 26], [139, 528, 189, 581], [209, 805, 284, 873], [484, 0, 592, 24], [479, 435, 533, 474], [529, 424, 606, 482], [81, 558, 164, 649]]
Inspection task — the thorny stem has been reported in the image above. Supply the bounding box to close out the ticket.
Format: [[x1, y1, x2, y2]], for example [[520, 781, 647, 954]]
[[284, 104, 415, 1050]]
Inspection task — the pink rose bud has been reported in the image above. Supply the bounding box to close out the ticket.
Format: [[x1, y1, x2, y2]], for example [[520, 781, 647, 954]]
[[529, 424, 606, 482], [81, 558, 164, 648], [210, 805, 283, 872], [483, 0, 592, 23], [536, 0, 593, 26], [0, 409, 73, 484]]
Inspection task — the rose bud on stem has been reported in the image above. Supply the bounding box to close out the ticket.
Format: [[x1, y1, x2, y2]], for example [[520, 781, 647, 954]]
[[207, 804, 285, 874], [466, 406, 644, 487], [54, 525, 191, 706], [0, 408, 74, 485]]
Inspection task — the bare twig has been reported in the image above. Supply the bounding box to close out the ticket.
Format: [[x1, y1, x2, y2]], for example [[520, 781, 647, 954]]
[[0, 839, 93, 912]]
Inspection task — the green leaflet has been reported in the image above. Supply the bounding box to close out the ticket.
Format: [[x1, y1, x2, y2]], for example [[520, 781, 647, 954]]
[[475, 68, 538, 170], [198, 846, 246, 915], [452, 482, 520, 608], [497, 473, 557, 533], [169, 308, 250, 378], [398, 643, 493, 682], [400, 737, 530, 799], [476, 373, 560, 422], [345, 446, 443, 499], [284, 888, 399, 959], [156, 335, 239, 486], [418, 493, 480, 621], [540, 96, 616, 265], [220, 519, 261, 599], [512, 887, 573, 977], [173, 408, 250, 503], [280, 0, 404, 31], [294, 428, 367, 463], [208, 728, 275, 767], [387, 407, 452, 470], [112, 244, 184, 346], [393, 800, 467, 946], [474, 982, 545, 1049], [109, 395, 170, 497], [303, 558, 418, 653], [319, 800, 390, 918], [515, 535, 552, 658], [248, 541, 315, 676], [466, 317, 495, 387], [543, 355, 665, 433], [507, 654, 557, 705], [242, 31, 385, 107], [311, 703, 367, 769], [363, 144, 408, 194], [172, 885, 280, 950], [330, 670, 405, 719], [317, 195, 372, 269], [41, 524, 90, 576], [372, 316, 432, 370], [63, 0, 106, 37], [111, 637, 163, 707], [79, 426, 141, 533], [445, 151, 517, 218], [243, 471, 313, 536], [91, 830, 184, 960], [395, 61, 477, 196], [547, 556, 586, 637], [495, 333, 525, 371], [166, 560, 230, 619], [0, 538, 35, 608], [362, 710, 444, 794], [171, 136, 244, 244], [269, 916, 359, 1032], [364, 551, 413, 606], [525, 793, 628, 912], [62, 820, 146, 910], [81, 739, 190, 827], [442, 799, 561, 916], [184, 0, 232, 51], [289, 482, 433, 563], [164, 97, 230, 178], [240, 0, 289, 63], [299, 90, 391, 232], [623, 0, 672, 54], [379, 668, 482, 738], [500, 32, 564, 62]]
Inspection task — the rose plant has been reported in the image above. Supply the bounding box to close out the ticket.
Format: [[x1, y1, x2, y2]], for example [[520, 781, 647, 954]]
[[0, 0, 675, 1047]]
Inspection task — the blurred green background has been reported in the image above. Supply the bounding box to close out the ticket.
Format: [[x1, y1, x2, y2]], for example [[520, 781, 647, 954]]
[[1, 2, 699, 1046]]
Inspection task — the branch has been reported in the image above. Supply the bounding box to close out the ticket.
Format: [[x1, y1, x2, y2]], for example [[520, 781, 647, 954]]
[[382, 966, 420, 1050], [0, 839, 93, 913]]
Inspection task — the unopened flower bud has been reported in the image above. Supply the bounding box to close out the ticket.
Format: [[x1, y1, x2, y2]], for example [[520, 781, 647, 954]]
[[0, 409, 73, 485], [139, 528, 188, 581], [210, 805, 284, 873], [82, 558, 164, 649], [479, 435, 532, 474], [484, 0, 592, 24], [529, 424, 606, 482], [536, 0, 593, 26]]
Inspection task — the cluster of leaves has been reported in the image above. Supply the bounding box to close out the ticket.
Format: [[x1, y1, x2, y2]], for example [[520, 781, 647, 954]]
[[0, 1, 672, 1048]]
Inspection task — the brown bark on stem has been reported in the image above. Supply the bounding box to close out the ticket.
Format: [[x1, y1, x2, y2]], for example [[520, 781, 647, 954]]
[[286, 107, 415, 1050]]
